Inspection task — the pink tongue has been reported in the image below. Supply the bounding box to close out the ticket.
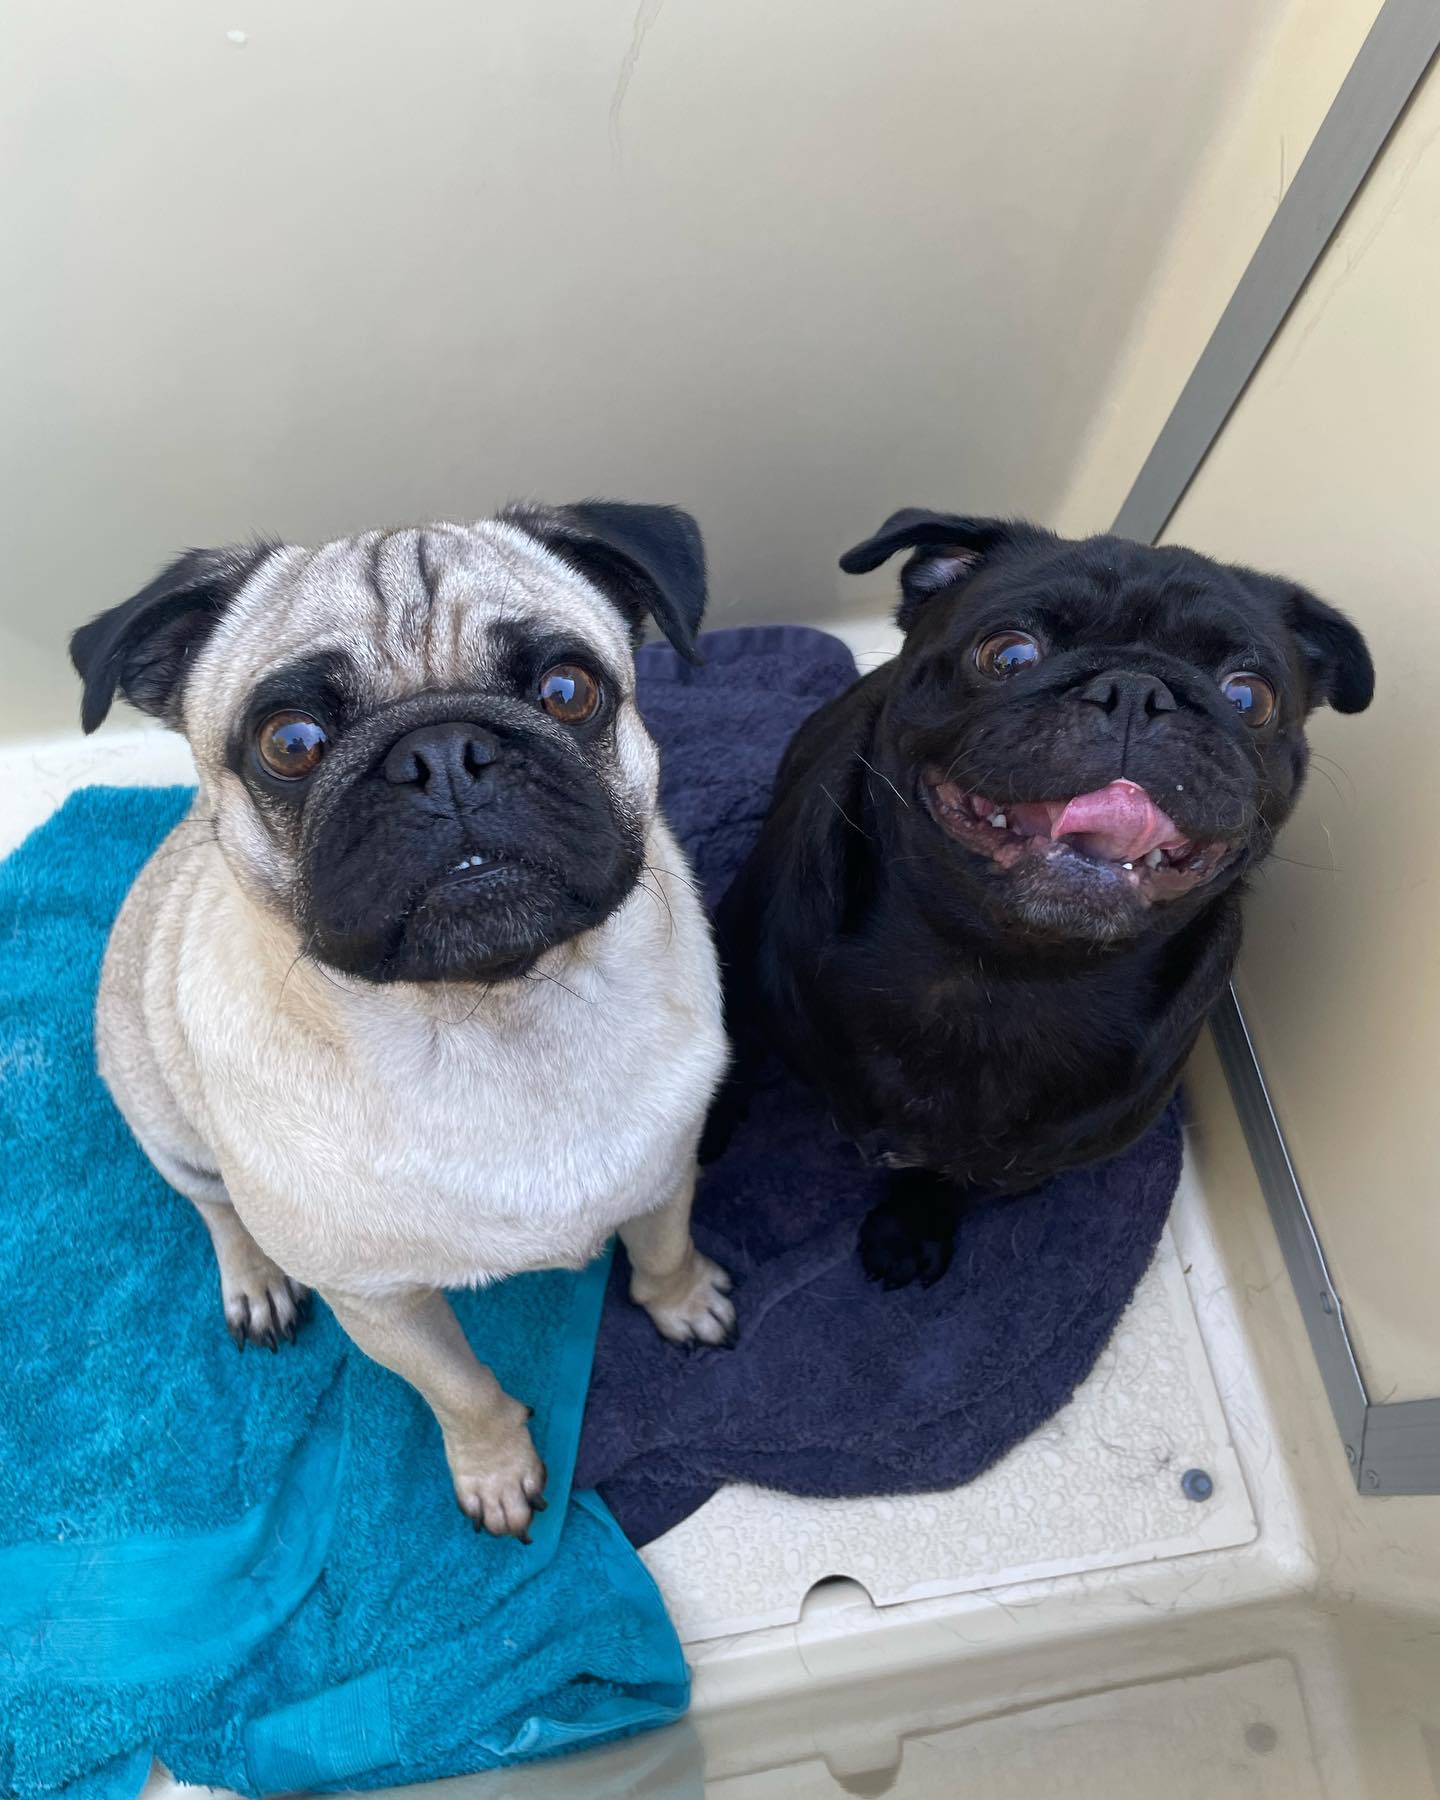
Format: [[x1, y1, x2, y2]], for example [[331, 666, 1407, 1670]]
[[1049, 779, 1181, 862]]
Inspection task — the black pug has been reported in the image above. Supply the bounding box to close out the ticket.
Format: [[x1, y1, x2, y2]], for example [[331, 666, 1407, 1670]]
[[712, 510, 1374, 1289]]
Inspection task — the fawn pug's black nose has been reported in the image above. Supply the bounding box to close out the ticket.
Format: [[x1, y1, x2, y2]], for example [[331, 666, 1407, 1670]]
[[383, 721, 500, 797]]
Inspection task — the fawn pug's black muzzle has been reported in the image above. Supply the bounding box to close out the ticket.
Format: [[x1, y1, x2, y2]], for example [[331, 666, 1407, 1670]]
[[294, 691, 644, 983]]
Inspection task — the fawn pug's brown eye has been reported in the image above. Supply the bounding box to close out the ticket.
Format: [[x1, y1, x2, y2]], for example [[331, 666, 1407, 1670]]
[[1219, 671, 1278, 727], [256, 710, 329, 778], [538, 663, 601, 724], [975, 630, 1043, 678]]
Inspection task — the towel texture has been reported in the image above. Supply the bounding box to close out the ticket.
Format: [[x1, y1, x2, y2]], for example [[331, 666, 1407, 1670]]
[[0, 787, 686, 1800], [574, 627, 1182, 1544]]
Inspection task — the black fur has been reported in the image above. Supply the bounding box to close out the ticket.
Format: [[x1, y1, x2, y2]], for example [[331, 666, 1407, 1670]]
[[69, 543, 279, 733], [715, 514, 1373, 1287], [506, 500, 708, 664]]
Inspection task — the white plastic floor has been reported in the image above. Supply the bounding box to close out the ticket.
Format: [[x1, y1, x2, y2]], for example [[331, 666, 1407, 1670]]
[[8, 685, 1439, 1800]]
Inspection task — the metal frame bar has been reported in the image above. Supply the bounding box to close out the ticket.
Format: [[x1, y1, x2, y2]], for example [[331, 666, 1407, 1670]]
[[1110, 0, 1440, 1494], [1209, 989, 1369, 1464], [1113, 0, 1440, 546]]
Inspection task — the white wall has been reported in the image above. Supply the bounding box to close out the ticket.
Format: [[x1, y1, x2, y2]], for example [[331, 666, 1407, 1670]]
[[0, 0, 1290, 741]]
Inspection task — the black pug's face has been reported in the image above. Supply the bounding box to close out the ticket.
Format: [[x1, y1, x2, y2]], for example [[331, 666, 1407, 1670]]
[[69, 504, 709, 983], [841, 512, 1374, 945]]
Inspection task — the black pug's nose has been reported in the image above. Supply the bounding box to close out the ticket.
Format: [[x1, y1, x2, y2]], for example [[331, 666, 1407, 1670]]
[[1078, 670, 1177, 733], [383, 721, 499, 800]]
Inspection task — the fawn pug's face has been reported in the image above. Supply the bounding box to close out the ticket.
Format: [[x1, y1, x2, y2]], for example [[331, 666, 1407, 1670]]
[[71, 503, 707, 981]]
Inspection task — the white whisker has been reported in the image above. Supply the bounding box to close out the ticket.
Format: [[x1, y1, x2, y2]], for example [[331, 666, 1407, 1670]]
[[855, 752, 909, 809]]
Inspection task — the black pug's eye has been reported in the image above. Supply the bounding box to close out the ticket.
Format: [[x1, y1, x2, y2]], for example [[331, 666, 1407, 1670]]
[[975, 630, 1043, 679], [256, 710, 329, 779], [1219, 671, 1278, 727], [538, 663, 601, 725]]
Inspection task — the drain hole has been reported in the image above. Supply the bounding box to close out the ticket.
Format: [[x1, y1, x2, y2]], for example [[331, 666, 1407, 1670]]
[[826, 1757, 903, 1799], [799, 1574, 877, 1621]]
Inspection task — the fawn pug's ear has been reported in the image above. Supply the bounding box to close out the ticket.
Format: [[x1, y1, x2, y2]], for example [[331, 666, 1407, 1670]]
[[70, 543, 279, 733], [505, 500, 709, 664]]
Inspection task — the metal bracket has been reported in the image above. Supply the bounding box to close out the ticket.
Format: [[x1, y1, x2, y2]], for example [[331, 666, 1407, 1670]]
[[1111, 1, 1440, 1493], [1359, 1398, 1440, 1495], [1209, 990, 1368, 1465], [1213, 990, 1440, 1496]]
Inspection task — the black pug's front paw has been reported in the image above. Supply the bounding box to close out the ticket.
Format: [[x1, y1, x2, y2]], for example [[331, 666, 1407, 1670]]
[[858, 1185, 958, 1290]]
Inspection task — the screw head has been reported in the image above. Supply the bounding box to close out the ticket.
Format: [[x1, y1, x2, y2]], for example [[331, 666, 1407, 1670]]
[[1181, 1467, 1214, 1502], [1344, 1444, 1357, 1465], [1365, 1469, 1380, 1490]]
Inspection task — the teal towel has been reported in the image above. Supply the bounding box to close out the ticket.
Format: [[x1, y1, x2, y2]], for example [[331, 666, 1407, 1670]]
[[0, 788, 689, 1799]]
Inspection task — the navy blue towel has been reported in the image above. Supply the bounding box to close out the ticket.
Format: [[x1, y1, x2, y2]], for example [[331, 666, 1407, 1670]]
[[577, 626, 1182, 1545]]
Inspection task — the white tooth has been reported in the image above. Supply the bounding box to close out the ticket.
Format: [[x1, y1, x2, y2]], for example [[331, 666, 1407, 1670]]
[[988, 812, 1007, 829], [1146, 849, 1164, 868], [1122, 861, 1133, 871], [450, 860, 468, 873]]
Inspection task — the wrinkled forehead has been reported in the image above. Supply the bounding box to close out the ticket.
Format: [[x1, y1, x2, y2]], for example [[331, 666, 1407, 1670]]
[[967, 543, 1286, 669], [189, 519, 634, 743]]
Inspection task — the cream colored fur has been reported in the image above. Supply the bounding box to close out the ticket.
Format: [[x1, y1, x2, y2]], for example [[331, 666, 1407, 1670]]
[[93, 520, 731, 1538]]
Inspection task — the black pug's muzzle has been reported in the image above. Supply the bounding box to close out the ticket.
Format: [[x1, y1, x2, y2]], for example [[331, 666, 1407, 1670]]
[[297, 690, 644, 982], [888, 642, 1271, 944]]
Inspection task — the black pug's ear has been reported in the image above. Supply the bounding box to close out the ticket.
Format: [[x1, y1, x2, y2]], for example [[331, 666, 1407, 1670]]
[[507, 500, 708, 665], [70, 543, 278, 734], [1285, 584, 1375, 715], [838, 509, 1042, 632]]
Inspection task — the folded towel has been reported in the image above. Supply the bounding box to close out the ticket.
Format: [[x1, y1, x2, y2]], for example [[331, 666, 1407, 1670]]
[[0, 787, 687, 1800], [575, 627, 1182, 1545]]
